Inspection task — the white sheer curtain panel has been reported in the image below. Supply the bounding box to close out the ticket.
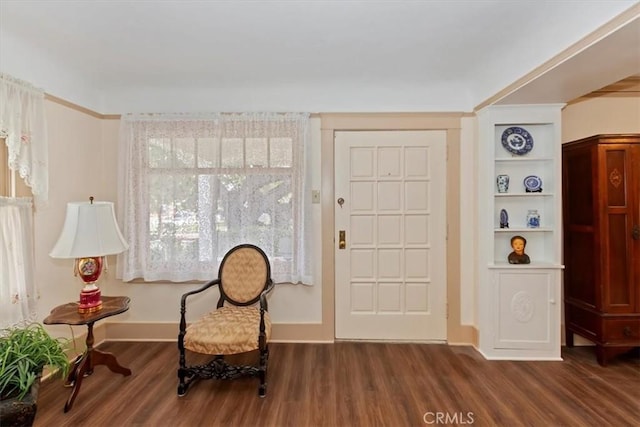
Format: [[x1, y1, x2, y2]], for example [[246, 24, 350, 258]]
[[0, 196, 37, 328], [117, 112, 313, 284], [0, 73, 48, 206]]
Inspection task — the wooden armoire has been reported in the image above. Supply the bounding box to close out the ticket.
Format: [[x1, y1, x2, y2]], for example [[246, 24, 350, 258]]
[[562, 134, 640, 365]]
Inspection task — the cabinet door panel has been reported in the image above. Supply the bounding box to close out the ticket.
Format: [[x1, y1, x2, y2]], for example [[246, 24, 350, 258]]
[[600, 145, 638, 313], [494, 271, 555, 350], [608, 214, 631, 305]]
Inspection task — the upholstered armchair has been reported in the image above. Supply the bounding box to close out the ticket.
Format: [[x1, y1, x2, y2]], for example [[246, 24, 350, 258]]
[[177, 244, 274, 397]]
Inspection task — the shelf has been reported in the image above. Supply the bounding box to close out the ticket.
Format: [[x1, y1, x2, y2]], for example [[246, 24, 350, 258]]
[[488, 262, 564, 269], [495, 157, 554, 162], [494, 227, 553, 232], [494, 193, 554, 197]]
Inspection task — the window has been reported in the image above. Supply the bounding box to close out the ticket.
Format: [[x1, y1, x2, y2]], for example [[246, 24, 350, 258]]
[[117, 113, 312, 284], [1, 72, 46, 327], [0, 141, 31, 198], [1, 141, 8, 196]]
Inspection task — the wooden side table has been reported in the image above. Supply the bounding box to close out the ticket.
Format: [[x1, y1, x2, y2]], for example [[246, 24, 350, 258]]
[[43, 296, 132, 412]]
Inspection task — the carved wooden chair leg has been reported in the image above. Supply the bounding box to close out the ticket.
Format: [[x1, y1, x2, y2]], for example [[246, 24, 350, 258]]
[[258, 345, 269, 397], [177, 370, 187, 396]]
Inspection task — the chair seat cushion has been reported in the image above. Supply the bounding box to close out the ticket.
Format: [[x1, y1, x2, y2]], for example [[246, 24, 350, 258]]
[[184, 306, 271, 355]]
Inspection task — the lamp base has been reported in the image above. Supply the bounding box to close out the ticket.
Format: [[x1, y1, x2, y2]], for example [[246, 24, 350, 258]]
[[75, 256, 104, 313], [78, 285, 102, 314]]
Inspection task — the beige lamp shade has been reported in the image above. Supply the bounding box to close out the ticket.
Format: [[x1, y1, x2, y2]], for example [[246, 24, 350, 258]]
[[50, 201, 128, 258]]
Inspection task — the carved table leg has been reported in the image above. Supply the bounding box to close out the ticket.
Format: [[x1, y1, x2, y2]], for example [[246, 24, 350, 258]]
[[91, 348, 132, 376], [64, 354, 84, 387], [64, 352, 90, 412], [62, 321, 131, 412]]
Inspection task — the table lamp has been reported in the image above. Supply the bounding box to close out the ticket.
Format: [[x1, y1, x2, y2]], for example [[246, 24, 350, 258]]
[[50, 197, 128, 313]]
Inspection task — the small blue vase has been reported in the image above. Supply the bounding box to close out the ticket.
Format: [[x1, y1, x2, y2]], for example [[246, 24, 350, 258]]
[[526, 209, 540, 228]]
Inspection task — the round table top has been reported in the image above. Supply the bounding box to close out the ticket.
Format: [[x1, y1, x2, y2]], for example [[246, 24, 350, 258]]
[[43, 296, 130, 325]]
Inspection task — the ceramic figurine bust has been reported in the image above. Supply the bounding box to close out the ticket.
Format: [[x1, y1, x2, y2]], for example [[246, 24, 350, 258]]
[[508, 235, 530, 264]]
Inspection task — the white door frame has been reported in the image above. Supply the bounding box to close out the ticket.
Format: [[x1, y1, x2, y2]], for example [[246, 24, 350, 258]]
[[312, 114, 467, 344]]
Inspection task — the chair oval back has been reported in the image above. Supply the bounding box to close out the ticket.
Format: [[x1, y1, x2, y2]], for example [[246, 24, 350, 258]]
[[219, 244, 270, 305]]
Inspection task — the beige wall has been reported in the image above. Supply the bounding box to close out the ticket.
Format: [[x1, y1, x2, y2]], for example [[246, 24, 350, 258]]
[[36, 103, 325, 341], [18, 93, 639, 345], [28, 101, 474, 344], [562, 95, 640, 142], [34, 101, 107, 339]]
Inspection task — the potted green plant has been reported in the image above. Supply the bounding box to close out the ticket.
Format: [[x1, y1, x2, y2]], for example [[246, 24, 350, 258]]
[[0, 323, 70, 427]]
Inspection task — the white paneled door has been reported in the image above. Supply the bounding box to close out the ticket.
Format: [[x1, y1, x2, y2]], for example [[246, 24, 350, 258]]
[[335, 131, 447, 341]]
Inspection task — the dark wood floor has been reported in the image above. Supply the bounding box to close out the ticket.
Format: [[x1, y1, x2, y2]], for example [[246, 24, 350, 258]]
[[33, 342, 639, 427]]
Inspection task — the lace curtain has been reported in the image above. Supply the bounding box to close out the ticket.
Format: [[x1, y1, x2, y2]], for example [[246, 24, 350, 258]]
[[0, 197, 37, 328], [117, 112, 313, 284], [0, 73, 48, 206]]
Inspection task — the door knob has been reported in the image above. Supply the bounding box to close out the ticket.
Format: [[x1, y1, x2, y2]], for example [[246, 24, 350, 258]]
[[632, 224, 640, 240], [339, 230, 346, 249]]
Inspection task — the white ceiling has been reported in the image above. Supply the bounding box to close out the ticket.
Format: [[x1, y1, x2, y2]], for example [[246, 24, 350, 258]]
[[0, 0, 638, 113], [496, 12, 640, 105]]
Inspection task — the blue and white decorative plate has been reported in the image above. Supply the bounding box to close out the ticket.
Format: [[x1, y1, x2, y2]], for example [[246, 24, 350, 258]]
[[500, 208, 509, 228], [501, 126, 534, 155], [523, 175, 542, 192]]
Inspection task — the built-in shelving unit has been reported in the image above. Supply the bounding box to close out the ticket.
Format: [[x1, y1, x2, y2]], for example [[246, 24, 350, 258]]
[[477, 104, 564, 360]]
